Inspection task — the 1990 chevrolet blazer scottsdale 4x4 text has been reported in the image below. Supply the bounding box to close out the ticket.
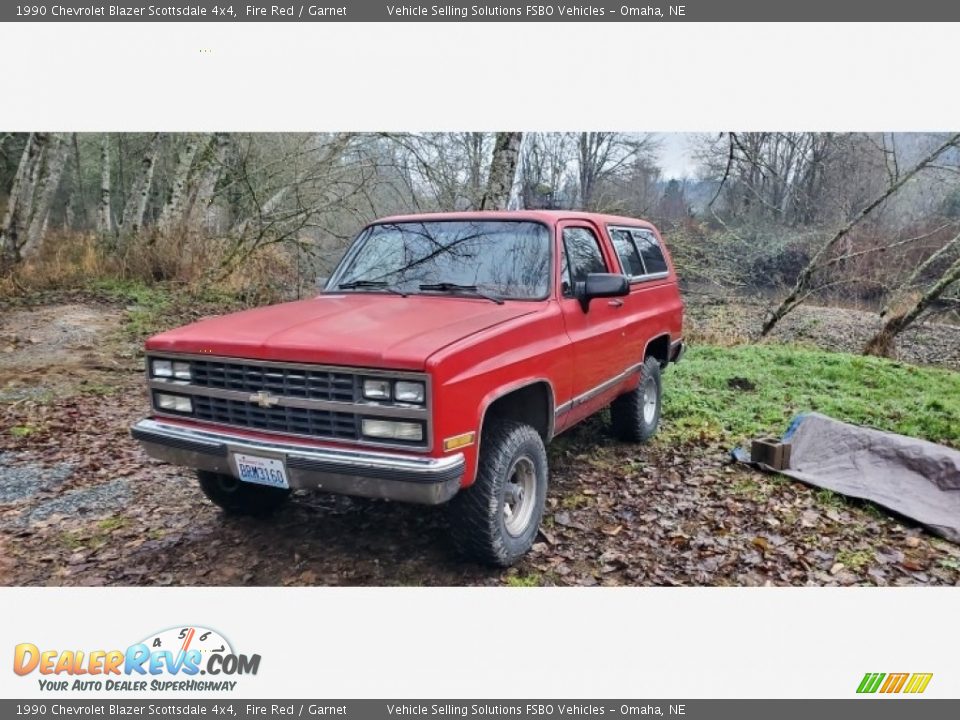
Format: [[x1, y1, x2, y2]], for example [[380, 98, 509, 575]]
[[132, 211, 685, 565]]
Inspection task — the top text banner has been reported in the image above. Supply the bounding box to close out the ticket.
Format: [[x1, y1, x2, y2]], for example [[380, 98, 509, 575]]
[[4, 1, 960, 22]]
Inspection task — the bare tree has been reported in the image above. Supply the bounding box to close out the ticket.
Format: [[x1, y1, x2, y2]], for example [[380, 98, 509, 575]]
[[575, 132, 659, 211], [69, 134, 89, 229], [760, 133, 960, 337], [0, 134, 41, 266], [118, 132, 165, 239], [878, 227, 960, 318], [187, 132, 231, 229], [22, 133, 71, 256], [0, 133, 70, 265], [157, 133, 205, 236], [96, 135, 113, 237], [385, 133, 496, 210], [864, 234, 960, 356], [480, 132, 523, 210], [519, 133, 576, 209]]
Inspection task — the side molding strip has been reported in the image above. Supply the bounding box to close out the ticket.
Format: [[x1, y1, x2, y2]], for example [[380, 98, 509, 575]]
[[555, 362, 644, 418]]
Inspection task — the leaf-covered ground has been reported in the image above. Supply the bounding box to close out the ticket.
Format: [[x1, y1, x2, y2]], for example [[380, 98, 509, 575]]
[[1, 289, 959, 587]]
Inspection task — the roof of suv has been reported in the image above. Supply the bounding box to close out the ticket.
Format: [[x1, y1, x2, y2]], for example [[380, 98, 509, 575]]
[[373, 210, 659, 231]]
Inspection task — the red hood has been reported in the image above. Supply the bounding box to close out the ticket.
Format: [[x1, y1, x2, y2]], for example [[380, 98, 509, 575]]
[[145, 294, 541, 370]]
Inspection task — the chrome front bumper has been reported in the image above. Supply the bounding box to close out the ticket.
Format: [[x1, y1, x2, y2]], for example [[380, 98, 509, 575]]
[[131, 418, 464, 505]]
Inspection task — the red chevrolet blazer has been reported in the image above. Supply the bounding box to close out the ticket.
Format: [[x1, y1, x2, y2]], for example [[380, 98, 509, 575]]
[[132, 211, 685, 565]]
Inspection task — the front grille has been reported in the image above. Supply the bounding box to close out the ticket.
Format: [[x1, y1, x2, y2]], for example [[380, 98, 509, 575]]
[[192, 396, 359, 440], [190, 359, 357, 403], [149, 355, 430, 448]]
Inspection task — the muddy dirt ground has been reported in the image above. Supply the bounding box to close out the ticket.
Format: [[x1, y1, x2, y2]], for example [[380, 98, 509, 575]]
[[2, 294, 959, 587]]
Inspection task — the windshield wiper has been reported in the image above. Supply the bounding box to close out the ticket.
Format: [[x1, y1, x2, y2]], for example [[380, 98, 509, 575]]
[[338, 280, 407, 297], [418, 282, 504, 305]]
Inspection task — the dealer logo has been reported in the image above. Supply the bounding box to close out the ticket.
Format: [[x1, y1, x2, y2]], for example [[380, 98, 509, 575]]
[[857, 672, 933, 694], [13, 625, 260, 693]]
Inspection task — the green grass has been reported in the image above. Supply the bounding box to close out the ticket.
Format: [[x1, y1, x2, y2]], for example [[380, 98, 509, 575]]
[[59, 516, 130, 551], [662, 344, 960, 447], [836, 548, 875, 571], [96, 516, 129, 533], [90, 278, 172, 340], [91, 278, 170, 308], [504, 573, 542, 587], [815, 488, 845, 508]]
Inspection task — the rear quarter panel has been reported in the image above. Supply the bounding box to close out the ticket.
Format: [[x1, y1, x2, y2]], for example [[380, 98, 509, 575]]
[[603, 222, 684, 364]]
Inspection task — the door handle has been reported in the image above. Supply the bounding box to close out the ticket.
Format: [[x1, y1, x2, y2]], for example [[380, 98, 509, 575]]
[[608, 299, 624, 308]]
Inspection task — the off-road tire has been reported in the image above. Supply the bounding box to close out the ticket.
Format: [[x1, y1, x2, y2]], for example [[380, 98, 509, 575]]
[[448, 420, 548, 567], [610, 356, 662, 443], [197, 470, 291, 516]]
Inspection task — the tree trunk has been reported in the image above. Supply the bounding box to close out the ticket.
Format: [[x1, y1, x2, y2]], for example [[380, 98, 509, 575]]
[[1, 133, 41, 266], [480, 132, 523, 210], [96, 135, 113, 237], [230, 132, 353, 236], [157, 133, 205, 236], [187, 132, 231, 230], [22, 133, 71, 257], [760, 133, 960, 337], [70, 133, 90, 229], [879, 229, 960, 318], [0, 133, 66, 266], [119, 132, 164, 239], [864, 248, 960, 357]]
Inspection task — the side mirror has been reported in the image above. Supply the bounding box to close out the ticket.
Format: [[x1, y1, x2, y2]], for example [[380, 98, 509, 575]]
[[575, 273, 629, 311]]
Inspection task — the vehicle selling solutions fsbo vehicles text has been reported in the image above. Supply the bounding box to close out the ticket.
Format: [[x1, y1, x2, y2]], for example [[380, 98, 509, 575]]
[[385, 5, 599, 17], [383, 5, 685, 17]]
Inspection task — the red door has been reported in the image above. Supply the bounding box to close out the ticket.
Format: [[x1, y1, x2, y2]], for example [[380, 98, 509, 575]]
[[556, 221, 630, 408]]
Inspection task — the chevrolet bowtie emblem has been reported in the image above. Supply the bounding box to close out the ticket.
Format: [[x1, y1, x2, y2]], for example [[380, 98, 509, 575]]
[[250, 391, 279, 408]]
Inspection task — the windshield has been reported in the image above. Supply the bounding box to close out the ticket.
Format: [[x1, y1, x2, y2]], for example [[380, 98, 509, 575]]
[[334, 220, 551, 300]]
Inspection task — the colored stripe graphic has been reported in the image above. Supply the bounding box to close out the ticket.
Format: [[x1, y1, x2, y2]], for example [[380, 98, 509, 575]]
[[904, 673, 933, 694], [880, 673, 909, 693], [857, 673, 885, 693], [857, 672, 932, 694]]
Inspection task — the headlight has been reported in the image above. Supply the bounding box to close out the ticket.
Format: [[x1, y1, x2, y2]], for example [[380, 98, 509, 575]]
[[151, 359, 191, 380], [362, 378, 392, 400], [151, 359, 173, 378], [394, 381, 425, 404], [361, 419, 423, 442], [155, 393, 193, 413]]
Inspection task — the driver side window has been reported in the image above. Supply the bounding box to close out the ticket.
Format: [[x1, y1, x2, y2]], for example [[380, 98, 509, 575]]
[[560, 227, 607, 296]]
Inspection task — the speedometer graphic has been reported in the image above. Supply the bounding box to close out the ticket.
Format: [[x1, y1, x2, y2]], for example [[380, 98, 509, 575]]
[[138, 626, 234, 659]]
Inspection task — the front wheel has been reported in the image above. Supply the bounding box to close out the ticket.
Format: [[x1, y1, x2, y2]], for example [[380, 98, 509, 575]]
[[448, 420, 548, 567], [610, 356, 662, 443], [197, 470, 291, 516]]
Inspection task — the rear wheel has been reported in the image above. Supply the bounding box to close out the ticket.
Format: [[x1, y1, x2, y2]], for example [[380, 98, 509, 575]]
[[610, 356, 662, 443], [448, 420, 548, 567], [197, 470, 291, 516]]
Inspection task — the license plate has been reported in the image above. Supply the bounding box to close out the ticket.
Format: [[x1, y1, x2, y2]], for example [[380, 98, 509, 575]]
[[234, 453, 289, 489]]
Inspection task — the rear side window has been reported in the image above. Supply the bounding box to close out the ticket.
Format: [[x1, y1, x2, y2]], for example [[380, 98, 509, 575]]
[[561, 227, 607, 294], [610, 228, 645, 277], [632, 229, 669, 275]]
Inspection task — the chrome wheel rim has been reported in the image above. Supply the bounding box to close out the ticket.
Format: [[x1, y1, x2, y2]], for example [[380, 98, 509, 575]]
[[503, 456, 537, 537], [642, 380, 658, 425]]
